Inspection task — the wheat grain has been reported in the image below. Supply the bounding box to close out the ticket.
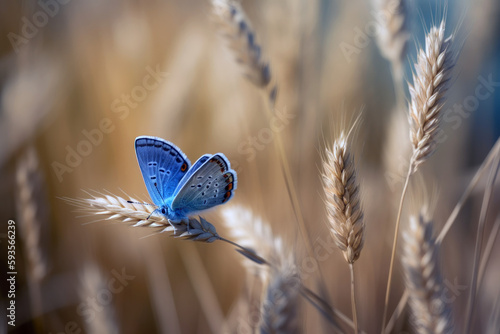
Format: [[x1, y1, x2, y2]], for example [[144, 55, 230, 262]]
[[402, 212, 453, 334], [322, 131, 365, 264], [409, 20, 457, 173]]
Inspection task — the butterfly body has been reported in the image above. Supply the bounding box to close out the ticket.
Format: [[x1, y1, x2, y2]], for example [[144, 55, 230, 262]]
[[135, 136, 237, 222]]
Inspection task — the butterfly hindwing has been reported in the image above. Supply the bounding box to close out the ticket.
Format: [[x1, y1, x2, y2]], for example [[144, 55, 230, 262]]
[[134, 136, 190, 206], [171, 154, 237, 212], [174, 154, 212, 193]]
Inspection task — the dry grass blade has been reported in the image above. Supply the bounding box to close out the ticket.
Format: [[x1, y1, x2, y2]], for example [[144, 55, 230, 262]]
[[322, 131, 365, 264], [260, 265, 301, 334], [211, 0, 272, 89], [402, 212, 453, 334], [409, 20, 457, 173]]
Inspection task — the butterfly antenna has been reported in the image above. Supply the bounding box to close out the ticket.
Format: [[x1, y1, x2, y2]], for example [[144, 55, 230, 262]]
[[141, 182, 166, 221], [153, 182, 165, 202], [127, 200, 157, 206]]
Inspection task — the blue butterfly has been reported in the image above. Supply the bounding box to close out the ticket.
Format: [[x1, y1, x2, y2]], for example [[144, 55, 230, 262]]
[[134, 136, 237, 222]]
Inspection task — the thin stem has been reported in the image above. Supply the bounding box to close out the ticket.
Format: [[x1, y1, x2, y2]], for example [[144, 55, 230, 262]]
[[381, 164, 412, 333], [350, 263, 359, 334], [464, 151, 500, 333], [384, 289, 408, 334], [477, 214, 500, 295], [391, 60, 406, 112]]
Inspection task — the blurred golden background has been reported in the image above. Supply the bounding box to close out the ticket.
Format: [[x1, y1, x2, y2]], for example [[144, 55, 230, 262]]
[[1, 0, 499, 333]]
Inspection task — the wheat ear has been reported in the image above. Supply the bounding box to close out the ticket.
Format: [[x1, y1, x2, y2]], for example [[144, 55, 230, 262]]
[[322, 131, 365, 264], [322, 125, 365, 333], [374, 0, 409, 107], [409, 20, 457, 173], [381, 20, 458, 331], [402, 212, 453, 334], [15, 146, 49, 330], [211, 0, 276, 102], [260, 265, 301, 334]]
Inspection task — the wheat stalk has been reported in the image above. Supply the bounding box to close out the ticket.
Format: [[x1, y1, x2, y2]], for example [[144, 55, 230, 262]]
[[322, 125, 365, 333], [382, 20, 458, 331], [409, 20, 457, 174], [211, 0, 331, 308], [402, 212, 453, 334]]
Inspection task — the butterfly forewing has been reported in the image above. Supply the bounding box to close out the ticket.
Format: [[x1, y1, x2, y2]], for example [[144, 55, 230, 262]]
[[171, 154, 237, 211], [135, 136, 191, 206]]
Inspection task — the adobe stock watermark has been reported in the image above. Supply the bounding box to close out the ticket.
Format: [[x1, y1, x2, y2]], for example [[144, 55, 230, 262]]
[[231, 106, 296, 174], [339, 0, 401, 63], [51, 65, 168, 182], [48, 267, 135, 334], [8, 0, 73, 53], [385, 73, 500, 191]]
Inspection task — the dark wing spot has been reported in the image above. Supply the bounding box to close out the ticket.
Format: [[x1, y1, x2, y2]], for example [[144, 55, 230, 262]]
[[159, 168, 166, 173], [181, 163, 188, 172], [175, 157, 182, 163], [197, 184, 202, 188]]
